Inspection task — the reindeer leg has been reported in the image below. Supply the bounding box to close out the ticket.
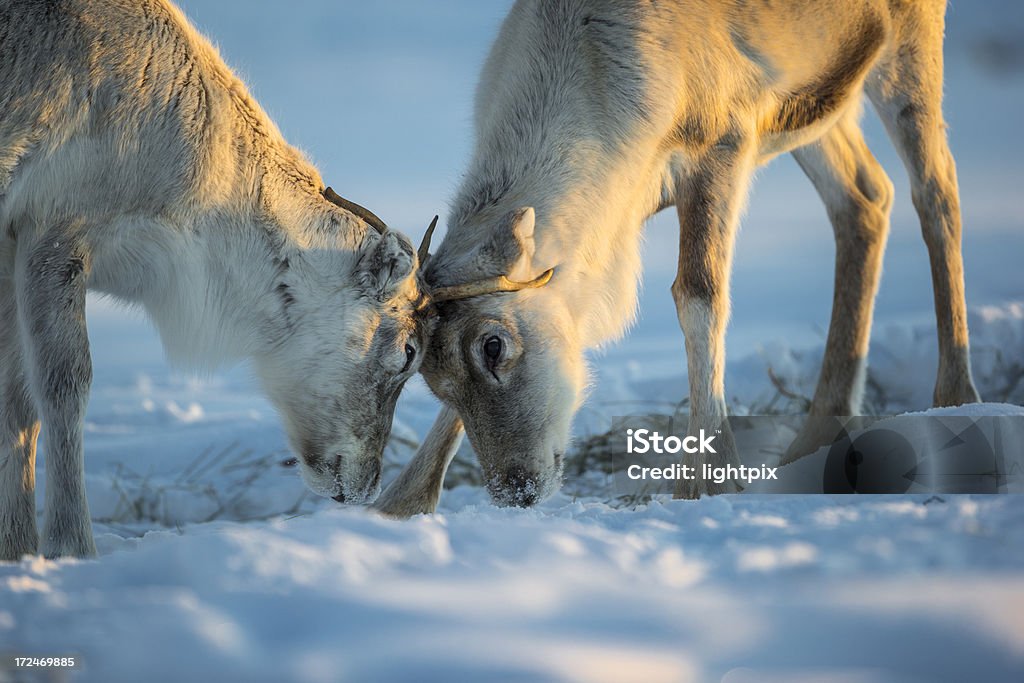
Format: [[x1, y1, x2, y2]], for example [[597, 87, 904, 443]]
[[783, 112, 894, 464], [16, 223, 96, 558], [372, 405, 464, 518], [867, 7, 980, 407], [0, 261, 40, 561], [671, 133, 754, 499]]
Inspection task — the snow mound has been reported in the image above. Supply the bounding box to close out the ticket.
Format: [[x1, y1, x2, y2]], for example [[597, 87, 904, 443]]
[[746, 402, 1024, 494]]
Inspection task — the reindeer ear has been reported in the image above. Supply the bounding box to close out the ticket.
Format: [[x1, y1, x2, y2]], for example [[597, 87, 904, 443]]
[[482, 207, 536, 280], [357, 232, 416, 301]]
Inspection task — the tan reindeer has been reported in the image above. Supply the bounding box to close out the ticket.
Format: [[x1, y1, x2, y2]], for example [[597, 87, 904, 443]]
[[0, 0, 431, 558], [398, 0, 981, 509]]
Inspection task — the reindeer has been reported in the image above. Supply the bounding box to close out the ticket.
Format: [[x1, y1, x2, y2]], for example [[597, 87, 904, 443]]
[[0, 0, 431, 559], [409, 0, 981, 508]]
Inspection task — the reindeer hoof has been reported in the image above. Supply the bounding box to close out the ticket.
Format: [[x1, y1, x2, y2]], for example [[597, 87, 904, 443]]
[[0, 534, 39, 562], [40, 525, 97, 559], [781, 416, 852, 466], [933, 383, 981, 409], [673, 476, 739, 500]]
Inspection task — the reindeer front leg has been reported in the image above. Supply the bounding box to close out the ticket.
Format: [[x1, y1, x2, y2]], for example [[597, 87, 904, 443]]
[[373, 405, 464, 518], [671, 134, 754, 499], [0, 273, 40, 561], [15, 224, 96, 558]]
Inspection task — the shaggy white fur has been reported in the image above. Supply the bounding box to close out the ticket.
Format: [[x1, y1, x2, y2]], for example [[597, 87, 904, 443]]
[[407, 0, 980, 507], [0, 0, 425, 558]]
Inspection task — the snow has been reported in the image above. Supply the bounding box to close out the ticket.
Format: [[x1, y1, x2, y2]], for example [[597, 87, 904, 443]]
[[4, 494, 1024, 681], [3, 1, 1024, 681], [4, 306, 1022, 682]]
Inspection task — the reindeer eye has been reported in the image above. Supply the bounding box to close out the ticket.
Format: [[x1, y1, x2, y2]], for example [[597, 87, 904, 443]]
[[402, 343, 416, 373], [484, 336, 503, 362]]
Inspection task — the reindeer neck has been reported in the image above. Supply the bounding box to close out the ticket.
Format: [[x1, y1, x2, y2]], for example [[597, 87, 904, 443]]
[[452, 135, 666, 348]]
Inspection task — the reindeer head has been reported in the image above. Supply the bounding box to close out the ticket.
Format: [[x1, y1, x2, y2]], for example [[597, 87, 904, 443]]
[[255, 189, 432, 505], [418, 207, 584, 507]]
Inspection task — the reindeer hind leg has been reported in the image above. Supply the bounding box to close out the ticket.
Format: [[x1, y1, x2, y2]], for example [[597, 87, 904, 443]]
[[783, 111, 894, 464], [866, 6, 981, 407]]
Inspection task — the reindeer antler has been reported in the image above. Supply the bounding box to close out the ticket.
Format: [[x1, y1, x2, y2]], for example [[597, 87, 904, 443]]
[[429, 268, 554, 303], [322, 186, 388, 235], [415, 214, 554, 304], [418, 215, 439, 264]]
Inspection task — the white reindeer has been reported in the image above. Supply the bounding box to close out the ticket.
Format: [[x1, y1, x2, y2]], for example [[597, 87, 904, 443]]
[[0, 0, 430, 559], [407, 0, 981, 507]]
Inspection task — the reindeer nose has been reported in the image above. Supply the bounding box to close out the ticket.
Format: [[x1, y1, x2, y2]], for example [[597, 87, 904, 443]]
[[512, 490, 538, 507], [331, 460, 382, 505], [492, 465, 539, 507]]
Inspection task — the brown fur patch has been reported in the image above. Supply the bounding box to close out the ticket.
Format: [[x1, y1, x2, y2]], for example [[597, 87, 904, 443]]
[[763, 17, 886, 135], [672, 164, 721, 302], [670, 115, 711, 149]]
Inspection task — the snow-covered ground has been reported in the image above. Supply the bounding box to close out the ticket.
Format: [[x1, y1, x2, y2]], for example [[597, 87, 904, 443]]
[[3, 1, 1024, 681], [4, 494, 1024, 682], [3, 305, 1022, 683]]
